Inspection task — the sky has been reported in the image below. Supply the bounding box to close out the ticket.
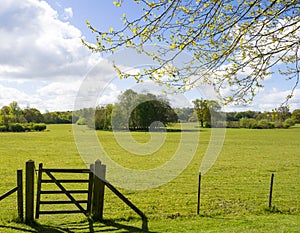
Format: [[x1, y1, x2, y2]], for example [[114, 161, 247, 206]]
[[0, 0, 299, 113]]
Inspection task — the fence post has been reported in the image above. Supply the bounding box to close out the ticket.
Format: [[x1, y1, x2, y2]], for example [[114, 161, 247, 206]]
[[25, 160, 35, 224], [197, 172, 202, 215], [99, 163, 106, 219], [269, 173, 275, 209], [92, 160, 106, 221], [87, 164, 94, 216], [17, 170, 23, 222], [35, 163, 43, 219]]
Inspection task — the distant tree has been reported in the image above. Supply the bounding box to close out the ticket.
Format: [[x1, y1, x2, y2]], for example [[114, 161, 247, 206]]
[[0, 102, 47, 132], [104, 104, 114, 129], [226, 112, 238, 121], [94, 106, 106, 129], [132, 99, 177, 130], [94, 105, 114, 130], [175, 107, 194, 122], [193, 99, 220, 127], [1, 106, 11, 115], [193, 99, 208, 127], [291, 109, 300, 123], [188, 111, 198, 122], [23, 108, 44, 123], [74, 108, 95, 125], [274, 106, 291, 121], [43, 111, 73, 124], [9, 101, 21, 117], [0, 106, 11, 125], [234, 111, 260, 120], [112, 89, 177, 130], [113, 89, 139, 129], [43, 111, 58, 124]]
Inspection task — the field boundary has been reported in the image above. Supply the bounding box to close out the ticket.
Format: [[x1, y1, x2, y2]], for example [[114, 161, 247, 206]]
[[0, 170, 23, 221], [7, 160, 148, 231]]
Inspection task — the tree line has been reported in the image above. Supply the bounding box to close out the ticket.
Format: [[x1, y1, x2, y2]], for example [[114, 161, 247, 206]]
[[0, 101, 76, 132], [75, 90, 299, 130], [191, 102, 299, 129], [1, 93, 300, 132], [75, 89, 178, 131]]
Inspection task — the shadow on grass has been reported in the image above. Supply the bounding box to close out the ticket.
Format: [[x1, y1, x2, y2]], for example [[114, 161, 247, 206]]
[[0, 218, 156, 233]]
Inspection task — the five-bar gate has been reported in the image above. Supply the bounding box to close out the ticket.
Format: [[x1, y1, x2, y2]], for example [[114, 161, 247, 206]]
[[35, 163, 94, 218], [16, 160, 148, 231]]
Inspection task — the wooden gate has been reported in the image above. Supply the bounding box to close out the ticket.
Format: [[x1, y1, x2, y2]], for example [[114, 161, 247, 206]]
[[31, 160, 147, 231], [35, 163, 94, 218]]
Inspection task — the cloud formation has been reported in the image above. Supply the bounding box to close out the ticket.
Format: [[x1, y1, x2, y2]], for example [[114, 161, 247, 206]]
[[0, 0, 298, 112], [0, 0, 105, 111], [0, 0, 99, 81]]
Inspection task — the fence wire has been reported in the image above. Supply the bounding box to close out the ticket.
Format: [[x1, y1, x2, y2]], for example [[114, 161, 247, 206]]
[[102, 170, 300, 220], [0, 167, 299, 222]]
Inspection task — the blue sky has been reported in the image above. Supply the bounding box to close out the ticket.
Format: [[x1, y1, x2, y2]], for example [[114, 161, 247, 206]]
[[0, 0, 299, 112]]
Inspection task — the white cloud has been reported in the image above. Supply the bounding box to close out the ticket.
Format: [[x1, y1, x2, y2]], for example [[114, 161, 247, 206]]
[[0, 0, 99, 82], [0, 0, 298, 113], [0, 0, 115, 111], [224, 88, 300, 112], [255, 88, 300, 111], [0, 84, 42, 108], [37, 80, 82, 96], [63, 7, 73, 20]]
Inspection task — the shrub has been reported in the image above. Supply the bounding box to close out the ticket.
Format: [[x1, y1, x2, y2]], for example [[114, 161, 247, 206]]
[[76, 117, 87, 125], [239, 118, 257, 129], [32, 123, 47, 131], [257, 119, 271, 129], [226, 121, 240, 128], [274, 121, 283, 128], [204, 121, 211, 128], [283, 118, 295, 128], [22, 123, 33, 131], [0, 125, 8, 132], [9, 123, 25, 132], [268, 122, 275, 128]]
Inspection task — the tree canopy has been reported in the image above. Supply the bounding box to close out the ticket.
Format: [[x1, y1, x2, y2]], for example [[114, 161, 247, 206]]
[[193, 99, 221, 127], [112, 89, 178, 130], [83, 0, 300, 104]]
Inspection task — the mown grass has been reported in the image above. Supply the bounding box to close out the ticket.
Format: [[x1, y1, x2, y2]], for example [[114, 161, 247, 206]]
[[0, 124, 299, 232]]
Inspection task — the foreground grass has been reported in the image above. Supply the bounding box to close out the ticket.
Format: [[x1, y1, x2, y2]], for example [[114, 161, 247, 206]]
[[0, 124, 299, 232], [0, 214, 299, 232]]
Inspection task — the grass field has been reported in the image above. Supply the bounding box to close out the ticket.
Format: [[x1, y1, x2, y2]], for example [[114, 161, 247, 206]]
[[0, 124, 299, 232]]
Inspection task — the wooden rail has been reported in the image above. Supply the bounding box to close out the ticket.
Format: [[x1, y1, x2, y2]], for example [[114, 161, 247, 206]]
[[25, 159, 148, 231], [102, 178, 148, 231], [35, 163, 93, 219], [0, 170, 23, 222]]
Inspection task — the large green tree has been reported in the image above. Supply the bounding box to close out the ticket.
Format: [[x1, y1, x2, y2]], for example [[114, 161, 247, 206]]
[[23, 108, 44, 123], [112, 89, 178, 130], [193, 99, 221, 127], [83, 0, 300, 104]]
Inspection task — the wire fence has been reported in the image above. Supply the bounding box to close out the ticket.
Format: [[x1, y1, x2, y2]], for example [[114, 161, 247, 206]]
[[0, 164, 299, 222], [102, 169, 300, 220]]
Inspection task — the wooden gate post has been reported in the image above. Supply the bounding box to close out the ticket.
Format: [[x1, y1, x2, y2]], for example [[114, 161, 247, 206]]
[[17, 169, 23, 222], [87, 164, 94, 215], [25, 160, 35, 224], [92, 160, 106, 221]]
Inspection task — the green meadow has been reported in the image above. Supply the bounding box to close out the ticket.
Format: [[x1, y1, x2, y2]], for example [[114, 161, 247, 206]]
[[0, 124, 299, 232]]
